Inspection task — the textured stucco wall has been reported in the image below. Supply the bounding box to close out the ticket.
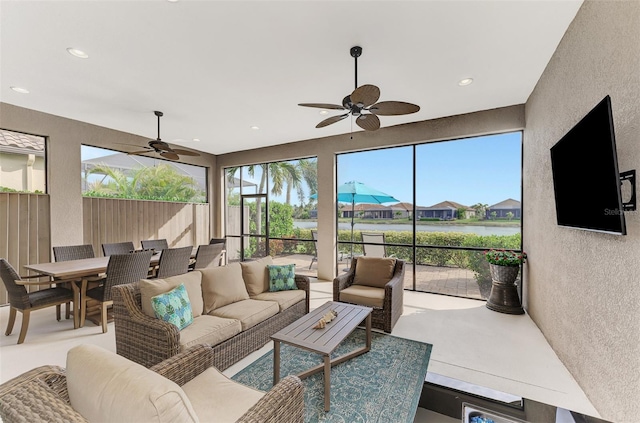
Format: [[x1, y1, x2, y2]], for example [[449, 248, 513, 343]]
[[523, 1, 640, 421], [216, 105, 525, 281], [0, 104, 217, 254]]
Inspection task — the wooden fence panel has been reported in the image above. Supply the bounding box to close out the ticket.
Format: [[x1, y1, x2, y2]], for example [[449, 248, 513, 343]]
[[0, 193, 51, 304], [82, 198, 210, 256]]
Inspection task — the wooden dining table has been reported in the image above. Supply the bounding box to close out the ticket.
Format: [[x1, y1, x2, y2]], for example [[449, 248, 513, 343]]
[[22, 249, 198, 329]]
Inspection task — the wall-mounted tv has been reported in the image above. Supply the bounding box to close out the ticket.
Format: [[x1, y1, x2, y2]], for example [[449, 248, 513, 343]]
[[550, 95, 626, 235]]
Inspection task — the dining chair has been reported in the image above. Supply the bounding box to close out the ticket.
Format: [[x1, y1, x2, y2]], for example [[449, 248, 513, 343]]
[[0, 258, 76, 344], [156, 246, 193, 279], [308, 230, 318, 270], [52, 244, 96, 320], [141, 239, 169, 252], [80, 251, 153, 333], [190, 244, 224, 270], [209, 238, 226, 247], [361, 232, 394, 258], [102, 241, 135, 256]]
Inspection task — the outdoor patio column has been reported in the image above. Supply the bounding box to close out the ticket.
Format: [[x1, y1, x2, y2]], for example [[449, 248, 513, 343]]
[[316, 150, 337, 281]]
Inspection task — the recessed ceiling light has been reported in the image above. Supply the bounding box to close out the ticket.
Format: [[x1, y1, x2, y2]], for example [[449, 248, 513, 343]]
[[319, 110, 329, 115], [10, 86, 29, 94], [67, 48, 89, 59], [250, 126, 260, 130], [167, 0, 179, 2], [192, 138, 200, 142], [458, 78, 474, 86]]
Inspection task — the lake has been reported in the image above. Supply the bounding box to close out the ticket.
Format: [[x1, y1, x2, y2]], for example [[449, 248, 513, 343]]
[[294, 221, 520, 236]]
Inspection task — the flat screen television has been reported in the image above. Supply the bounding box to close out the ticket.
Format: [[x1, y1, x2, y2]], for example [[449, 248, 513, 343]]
[[550, 95, 626, 235]]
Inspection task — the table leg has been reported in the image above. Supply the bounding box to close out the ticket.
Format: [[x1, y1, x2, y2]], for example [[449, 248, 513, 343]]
[[79, 278, 88, 328], [324, 354, 331, 412], [273, 340, 281, 386], [70, 282, 80, 329], [365, 313, 372, 351]]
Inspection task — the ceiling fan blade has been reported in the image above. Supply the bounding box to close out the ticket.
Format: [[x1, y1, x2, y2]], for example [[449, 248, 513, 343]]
[[171, 148, 200, 157], [298, 103, 347, 110], [369, 101, 420, 116], [316, 113, 350, 128], [116, 142, 152, 150], [356, 114, 380, 131], [127, 150, 154, 155], [160, 151, 180, 161], [350, 84, 380, 107]]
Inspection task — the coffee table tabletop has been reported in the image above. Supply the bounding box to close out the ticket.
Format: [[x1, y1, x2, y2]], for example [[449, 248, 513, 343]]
[[271, 301, 372, 412]]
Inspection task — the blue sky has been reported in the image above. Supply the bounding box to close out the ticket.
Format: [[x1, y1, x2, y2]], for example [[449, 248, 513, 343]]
[[337, 132, 522, 207]]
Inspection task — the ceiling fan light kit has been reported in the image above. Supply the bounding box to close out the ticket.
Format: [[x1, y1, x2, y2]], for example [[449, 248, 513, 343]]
[[119, 111, 200, 161], [298, 46, 420, 131]]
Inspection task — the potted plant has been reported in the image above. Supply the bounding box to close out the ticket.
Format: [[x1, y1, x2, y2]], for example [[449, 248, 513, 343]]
[[484, 249, 527, 314]]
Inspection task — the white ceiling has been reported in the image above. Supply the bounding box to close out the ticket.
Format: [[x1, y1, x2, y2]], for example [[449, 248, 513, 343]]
[[1, 1, 583, 156]]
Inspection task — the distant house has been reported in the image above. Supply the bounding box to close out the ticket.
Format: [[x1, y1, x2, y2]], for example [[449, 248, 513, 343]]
[[0, 129, 46, 192], [418, 200, 471, 220], [389, 202, 413, 219], [341, 203, 393, 219], [486, 198, 521, 219]]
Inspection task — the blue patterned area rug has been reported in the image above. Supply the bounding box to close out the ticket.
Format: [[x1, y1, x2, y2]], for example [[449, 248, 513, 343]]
[[232, 329, 432, 423]]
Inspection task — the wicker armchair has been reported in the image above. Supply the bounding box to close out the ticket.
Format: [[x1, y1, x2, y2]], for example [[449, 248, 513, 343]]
[[141, 238, 169, 252], [0, 344, 304, 423], [81, 251, 153, 333], [156, 246, 193, 278], [0, 258, 75, 344], [101, 241, 135, 256], [333, 257, 405, 333]]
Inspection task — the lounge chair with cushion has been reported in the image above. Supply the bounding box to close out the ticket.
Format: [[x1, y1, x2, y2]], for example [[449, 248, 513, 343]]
[[333, 256, 405, 333], [0, 343, 304, 423]]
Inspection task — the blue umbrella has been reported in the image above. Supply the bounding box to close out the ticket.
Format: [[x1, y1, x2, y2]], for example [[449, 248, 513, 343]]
[[310, 181, 399, 262]]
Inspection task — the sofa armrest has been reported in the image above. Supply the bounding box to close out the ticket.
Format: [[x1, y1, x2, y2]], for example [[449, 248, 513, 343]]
[[333, 261, 356, 301], [0, 366, 88, 423], [112, 283, 182, 368], [150, 344, 215, 386], [238, 375, 304, 423], [294, 274, 311, 313], [384, 260, 406, 327]]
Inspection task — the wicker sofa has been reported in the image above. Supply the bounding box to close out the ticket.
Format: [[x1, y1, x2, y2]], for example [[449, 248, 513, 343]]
[[0, 343, 304, 423], [113, 256, 310, 369]]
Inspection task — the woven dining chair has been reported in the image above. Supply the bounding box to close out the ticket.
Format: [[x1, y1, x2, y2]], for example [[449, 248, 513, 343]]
[[156, 246, 193, 279], [102, 241, 135, 257], [190, 243, 224, 270], [80, 251, 153, 333], [0, 258, 76, 344], [52, 244, 96, 320], [141, 239, 169, 252]]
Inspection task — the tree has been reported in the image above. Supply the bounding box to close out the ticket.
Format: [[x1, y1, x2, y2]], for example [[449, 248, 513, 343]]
[[506, 211, 514, 220], [471, 203, 489, 220], [490, 211, 498, 220]]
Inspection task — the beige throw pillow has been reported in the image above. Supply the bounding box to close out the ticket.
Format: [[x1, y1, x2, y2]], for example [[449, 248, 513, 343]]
[[201, 263, 250, 313], [240, 256, 273, 297], [67, 344, 198, 423], [140, 271, 204, 318], [353, 257, 396, 288]]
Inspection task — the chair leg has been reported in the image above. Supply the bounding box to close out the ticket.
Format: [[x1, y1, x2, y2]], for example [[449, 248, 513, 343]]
[[56, 304, 61, 321], [17, 310, 30, 344], [101, 303, 108, 333], [65, 302, 71, 319], [5, 307, 17, 336]]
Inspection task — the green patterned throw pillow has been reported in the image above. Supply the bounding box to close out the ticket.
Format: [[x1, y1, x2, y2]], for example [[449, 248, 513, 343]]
[[151, 283, 194, 330], [267, 264, 297, 292]]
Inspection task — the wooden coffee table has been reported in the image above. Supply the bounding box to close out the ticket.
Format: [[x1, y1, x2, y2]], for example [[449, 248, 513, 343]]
[[271, 301, 372, 412]]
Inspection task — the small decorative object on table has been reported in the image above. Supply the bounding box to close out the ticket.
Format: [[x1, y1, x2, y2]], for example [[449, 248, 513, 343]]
[[313, 309, 338, 329], [484, 250, 527, 315]]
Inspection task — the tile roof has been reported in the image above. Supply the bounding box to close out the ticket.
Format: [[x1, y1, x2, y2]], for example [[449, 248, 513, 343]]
[[0, 130, 45, 151], [489, 198, 521, 209]]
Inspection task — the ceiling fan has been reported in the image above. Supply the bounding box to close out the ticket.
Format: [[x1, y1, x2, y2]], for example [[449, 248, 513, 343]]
[[122, 111, 200, 161], [298, 46, 420, 131]]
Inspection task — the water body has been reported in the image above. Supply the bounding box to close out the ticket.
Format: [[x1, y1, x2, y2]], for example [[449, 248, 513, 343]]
[[294, 221, 520, 236]]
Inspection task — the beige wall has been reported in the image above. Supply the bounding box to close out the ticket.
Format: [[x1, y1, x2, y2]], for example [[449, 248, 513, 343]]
[[523, 1, 640, 421], [0, 104, 218, 257], [216, 105, 525, 280], [0, 153, 46, 192]]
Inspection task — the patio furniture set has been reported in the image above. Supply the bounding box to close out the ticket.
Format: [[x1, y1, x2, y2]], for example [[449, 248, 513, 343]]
[[1, 244, 407, 422]]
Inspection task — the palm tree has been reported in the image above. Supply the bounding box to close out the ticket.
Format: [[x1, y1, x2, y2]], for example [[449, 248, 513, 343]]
[[296, 158, 317, 204]]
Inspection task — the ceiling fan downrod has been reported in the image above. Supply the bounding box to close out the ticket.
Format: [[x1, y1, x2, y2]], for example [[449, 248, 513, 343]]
[[154, 110, 163, 140], [350, 46, 362, 90]]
